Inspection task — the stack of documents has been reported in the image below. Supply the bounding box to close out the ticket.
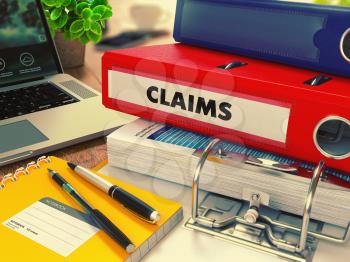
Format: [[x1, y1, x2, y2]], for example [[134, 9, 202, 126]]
[[107, 119, 350, 227]]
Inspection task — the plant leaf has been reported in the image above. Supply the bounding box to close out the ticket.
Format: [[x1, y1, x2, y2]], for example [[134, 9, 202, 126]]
[[50, 7, 62, 21], [67, 0, 76, 11], [79, 33, 90, 45], [70, 19, 84, 33], [55, 0, 64, 8], [70, 30, 85, 39], [82, 8, 93, 19], [44, 10, 51, 19], [63, 19, 71, 32], [63, 0, 71, 6], [42, 0, 56, 7], [93, 5, 107, 16], [47, 19, 57, 33], [75, 2, 89, 16], [55, 12, 68, 28], [90, 0, 108, 9], [90, 13, 102, 21], [90, 21, 101, 35], [48, 19, 58, 30], [87, 30, 101, 43], [101, 9, 112, 19], [83, 19, 91, 31]]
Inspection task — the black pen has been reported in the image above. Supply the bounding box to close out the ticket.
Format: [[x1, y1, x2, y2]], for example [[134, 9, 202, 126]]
[[48, 169, 135, 253], [67, 162, 161, 224]]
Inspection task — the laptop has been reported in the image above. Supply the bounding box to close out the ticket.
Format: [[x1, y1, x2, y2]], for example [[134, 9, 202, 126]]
[[0, 0, 135, 166]]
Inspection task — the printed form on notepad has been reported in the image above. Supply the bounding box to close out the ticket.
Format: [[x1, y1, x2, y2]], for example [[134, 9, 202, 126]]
[[2, 197, 100, 257]]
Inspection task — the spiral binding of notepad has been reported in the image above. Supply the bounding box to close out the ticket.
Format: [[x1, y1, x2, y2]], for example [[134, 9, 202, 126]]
[[0, 156, 51, 189]]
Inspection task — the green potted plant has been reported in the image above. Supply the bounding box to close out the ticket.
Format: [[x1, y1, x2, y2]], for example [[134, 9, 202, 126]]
[[41, 0, 112, 68]]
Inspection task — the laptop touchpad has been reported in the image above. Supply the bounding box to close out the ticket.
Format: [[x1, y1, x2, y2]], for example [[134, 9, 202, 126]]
[[0, 120, 48, 154]]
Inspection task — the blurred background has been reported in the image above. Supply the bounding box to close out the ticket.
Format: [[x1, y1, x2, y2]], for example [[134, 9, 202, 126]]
[[76, 0, 178, 88], [67, 0, 348, 89], [107, 0, 177, 33]]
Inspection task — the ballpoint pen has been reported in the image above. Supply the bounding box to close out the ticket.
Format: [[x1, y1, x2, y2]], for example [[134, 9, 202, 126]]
[[48, 168, 135, 253], [67, 162, 161, 224]]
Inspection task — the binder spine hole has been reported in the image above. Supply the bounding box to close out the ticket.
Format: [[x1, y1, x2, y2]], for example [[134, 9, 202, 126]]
[[218, 61, 247, 70], [314, 117, 350, 159], [304, 75, 332, 86], [340, 27, 350, 63]]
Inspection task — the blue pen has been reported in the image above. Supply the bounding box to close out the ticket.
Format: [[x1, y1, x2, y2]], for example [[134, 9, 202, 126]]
[[48, 169, 135, 253]]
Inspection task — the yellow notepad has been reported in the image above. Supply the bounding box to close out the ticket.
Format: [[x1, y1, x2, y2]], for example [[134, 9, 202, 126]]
[[0, 156, 183, 260]]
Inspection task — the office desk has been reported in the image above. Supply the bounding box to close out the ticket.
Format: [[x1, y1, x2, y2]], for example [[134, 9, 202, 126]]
[[0, 0, 176, 176]]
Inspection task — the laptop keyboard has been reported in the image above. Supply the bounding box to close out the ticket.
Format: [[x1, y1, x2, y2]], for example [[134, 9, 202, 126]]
[[0, 83, 79, 120]]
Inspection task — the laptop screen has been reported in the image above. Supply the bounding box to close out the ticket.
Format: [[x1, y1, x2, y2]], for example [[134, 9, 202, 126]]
[[0, 0, 61, 86]]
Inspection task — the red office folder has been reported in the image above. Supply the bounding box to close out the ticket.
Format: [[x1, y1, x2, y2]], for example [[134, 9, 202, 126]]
[[102, 43, 350, 174]]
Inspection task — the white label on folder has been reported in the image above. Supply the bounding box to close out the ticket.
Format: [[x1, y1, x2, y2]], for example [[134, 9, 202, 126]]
[[108, 70, 291, 144], [2, 198, 99, 257]]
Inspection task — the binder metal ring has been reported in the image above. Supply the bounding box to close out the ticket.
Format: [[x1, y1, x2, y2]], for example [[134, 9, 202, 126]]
[[187, 139, 350, 261]]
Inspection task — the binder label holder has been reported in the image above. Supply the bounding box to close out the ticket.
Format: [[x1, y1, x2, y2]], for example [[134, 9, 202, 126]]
[[185, 139, 350, 262]]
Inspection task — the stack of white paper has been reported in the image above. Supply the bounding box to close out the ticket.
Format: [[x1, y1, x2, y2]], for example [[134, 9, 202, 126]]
[[107, 119, 350, 227]]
